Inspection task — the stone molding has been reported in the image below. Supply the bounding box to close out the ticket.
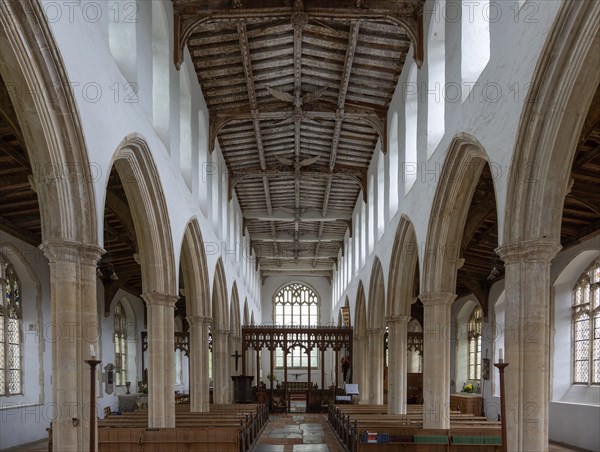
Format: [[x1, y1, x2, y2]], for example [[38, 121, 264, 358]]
[[418, 292, 456, 306], [496, 238, 561, 264], [142, 292, 179, 307], [40, 240, 104, 265]]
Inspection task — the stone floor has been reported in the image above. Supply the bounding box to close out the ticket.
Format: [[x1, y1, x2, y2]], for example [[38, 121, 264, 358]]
[[251, 413, 344, 452]]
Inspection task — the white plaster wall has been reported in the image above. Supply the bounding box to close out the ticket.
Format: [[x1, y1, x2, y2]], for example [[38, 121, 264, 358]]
[[548, 238, 600, 450], [94, 288, 146, 418], [333, 0, 562, 315], [0, 234, 51, 449], [39, 0, 261, 319]]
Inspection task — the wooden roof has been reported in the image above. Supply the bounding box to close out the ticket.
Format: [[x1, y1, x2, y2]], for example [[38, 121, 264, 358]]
[[173, 0, 425, 279]]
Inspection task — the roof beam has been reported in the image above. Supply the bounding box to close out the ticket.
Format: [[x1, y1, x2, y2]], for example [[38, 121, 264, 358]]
[[259, 263, 334, 271], [244, 208, 351, 222], [258, 255, 338, 261], [209, 104, 385, 154], [174, 1, 424, 70], [0, 137, 30, 169], [229, 167, 367, 197], [250, 232, 342, 243], [237, 20, 280, 262], [316, 21, 361, 268]]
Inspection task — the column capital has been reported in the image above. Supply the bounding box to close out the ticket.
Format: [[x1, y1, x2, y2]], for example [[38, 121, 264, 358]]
[[367, 327, 386, 336], [386, 314, 411, 324], [419, 291, 456, 306], [40, 239, 104, 265], [213, 329, 230, 338], [187, 315, 212, 326], [142, 292, 178, 307], [496, 238, 561, 264]]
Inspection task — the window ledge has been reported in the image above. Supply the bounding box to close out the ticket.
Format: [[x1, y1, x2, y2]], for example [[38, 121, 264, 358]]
[[559, 385, 600, 406]]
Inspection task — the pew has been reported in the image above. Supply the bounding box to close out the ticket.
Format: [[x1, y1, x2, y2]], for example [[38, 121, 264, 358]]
[[328, 404, 502, 452], [98, 403, 268, 452]]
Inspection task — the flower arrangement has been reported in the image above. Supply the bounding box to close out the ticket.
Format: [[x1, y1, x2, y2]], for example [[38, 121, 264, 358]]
[[462, 383, 474, 393], [267, 373, 278, 383]]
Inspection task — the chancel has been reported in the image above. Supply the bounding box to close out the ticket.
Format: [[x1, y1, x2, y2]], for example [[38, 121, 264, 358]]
[[0, 1, 598, 451]]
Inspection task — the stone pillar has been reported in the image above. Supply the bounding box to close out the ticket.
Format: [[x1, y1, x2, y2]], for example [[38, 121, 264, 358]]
[[387, 315, 410, 414], [40, 240, 103, 452], [187, 315, 211, 412], [142, 292, 178, 427], [420, 292, 455, 429], [496, 239, 560, 452], [353, 336, 369, 404], [213, 330, 231, 403], [367, 328, 385, 404]]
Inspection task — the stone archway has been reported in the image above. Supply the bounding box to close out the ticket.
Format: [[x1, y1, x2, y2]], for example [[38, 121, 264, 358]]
[[421, 133, 491, 429], [387, 216, 419, 414], [180, 218, 211, 412], [107, 135, 177, 428], [354, 282, 368, 403], [229, 283, 241, 379], [0, 3, 101, 450], [367, 258, 386, 404], [212, 258, 230, 403], [498, 2, 600, 450]]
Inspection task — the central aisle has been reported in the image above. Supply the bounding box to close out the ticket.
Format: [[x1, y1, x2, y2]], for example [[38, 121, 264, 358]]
[[252, 413, 345, 452]]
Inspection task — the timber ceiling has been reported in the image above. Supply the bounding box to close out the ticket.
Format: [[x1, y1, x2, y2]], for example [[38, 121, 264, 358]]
[[173, 0, 425, 279], [0, 10, 598, 317]]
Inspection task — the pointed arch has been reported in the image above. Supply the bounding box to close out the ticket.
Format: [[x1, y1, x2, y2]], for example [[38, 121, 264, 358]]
[[179, 218, 210, 317], [387, 216, 420, 317], [212, 258, 229, 330], [243, 298, 249, 326], [109, 134, 177, 295], [0, 0, 98, 245], [367, 258, 386, 330], [422, 133, 491, 294], [355, 282, 367, 338], [504, 1, 600, 246], [230, 282, 241, 339]]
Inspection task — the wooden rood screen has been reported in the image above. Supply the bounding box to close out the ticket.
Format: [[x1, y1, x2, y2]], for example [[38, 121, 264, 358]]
[[242, 325, 353, 408]]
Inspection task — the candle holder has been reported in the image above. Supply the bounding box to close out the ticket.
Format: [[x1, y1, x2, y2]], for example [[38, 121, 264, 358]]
[[85, 359, 101, 452], [493, 361, 509, 452], [125, 381, 131, 394]]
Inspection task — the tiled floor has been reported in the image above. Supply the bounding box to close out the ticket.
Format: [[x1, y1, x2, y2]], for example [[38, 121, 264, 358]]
[[251, 413, 344, 452]]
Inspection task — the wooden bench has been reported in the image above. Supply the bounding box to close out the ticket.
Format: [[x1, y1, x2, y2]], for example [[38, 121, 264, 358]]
[[98, 403, 268, 452], [328, 404, 502, 451]]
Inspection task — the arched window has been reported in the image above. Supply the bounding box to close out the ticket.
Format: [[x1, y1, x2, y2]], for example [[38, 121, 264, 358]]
[[572, 259, 600, 385], [461, 0, 490, 101], [427, 0, 445, 157], [407, 318, 423, 373], [152, 1, 171, 146], [179, 65, 193, 190], [114, 301, 128, 386], [404, 64, 418, 192], [368, 175, 375, 253], [467, 306, 483, 380], [0, 262, 22, 395], [274, 283, 319, 368], [109, 0, 137, 83]]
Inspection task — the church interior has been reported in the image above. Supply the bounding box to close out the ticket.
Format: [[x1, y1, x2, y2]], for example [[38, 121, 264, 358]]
[[0, 0, 598, 451]]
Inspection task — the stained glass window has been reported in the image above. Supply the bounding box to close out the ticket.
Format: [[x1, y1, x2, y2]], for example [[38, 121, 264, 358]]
[[274, 283, 319, 368], [572, 258, 600, 385], [114, 301, 127, 386], [0, 262, 22, 396], [468, 306, 482, 380]]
